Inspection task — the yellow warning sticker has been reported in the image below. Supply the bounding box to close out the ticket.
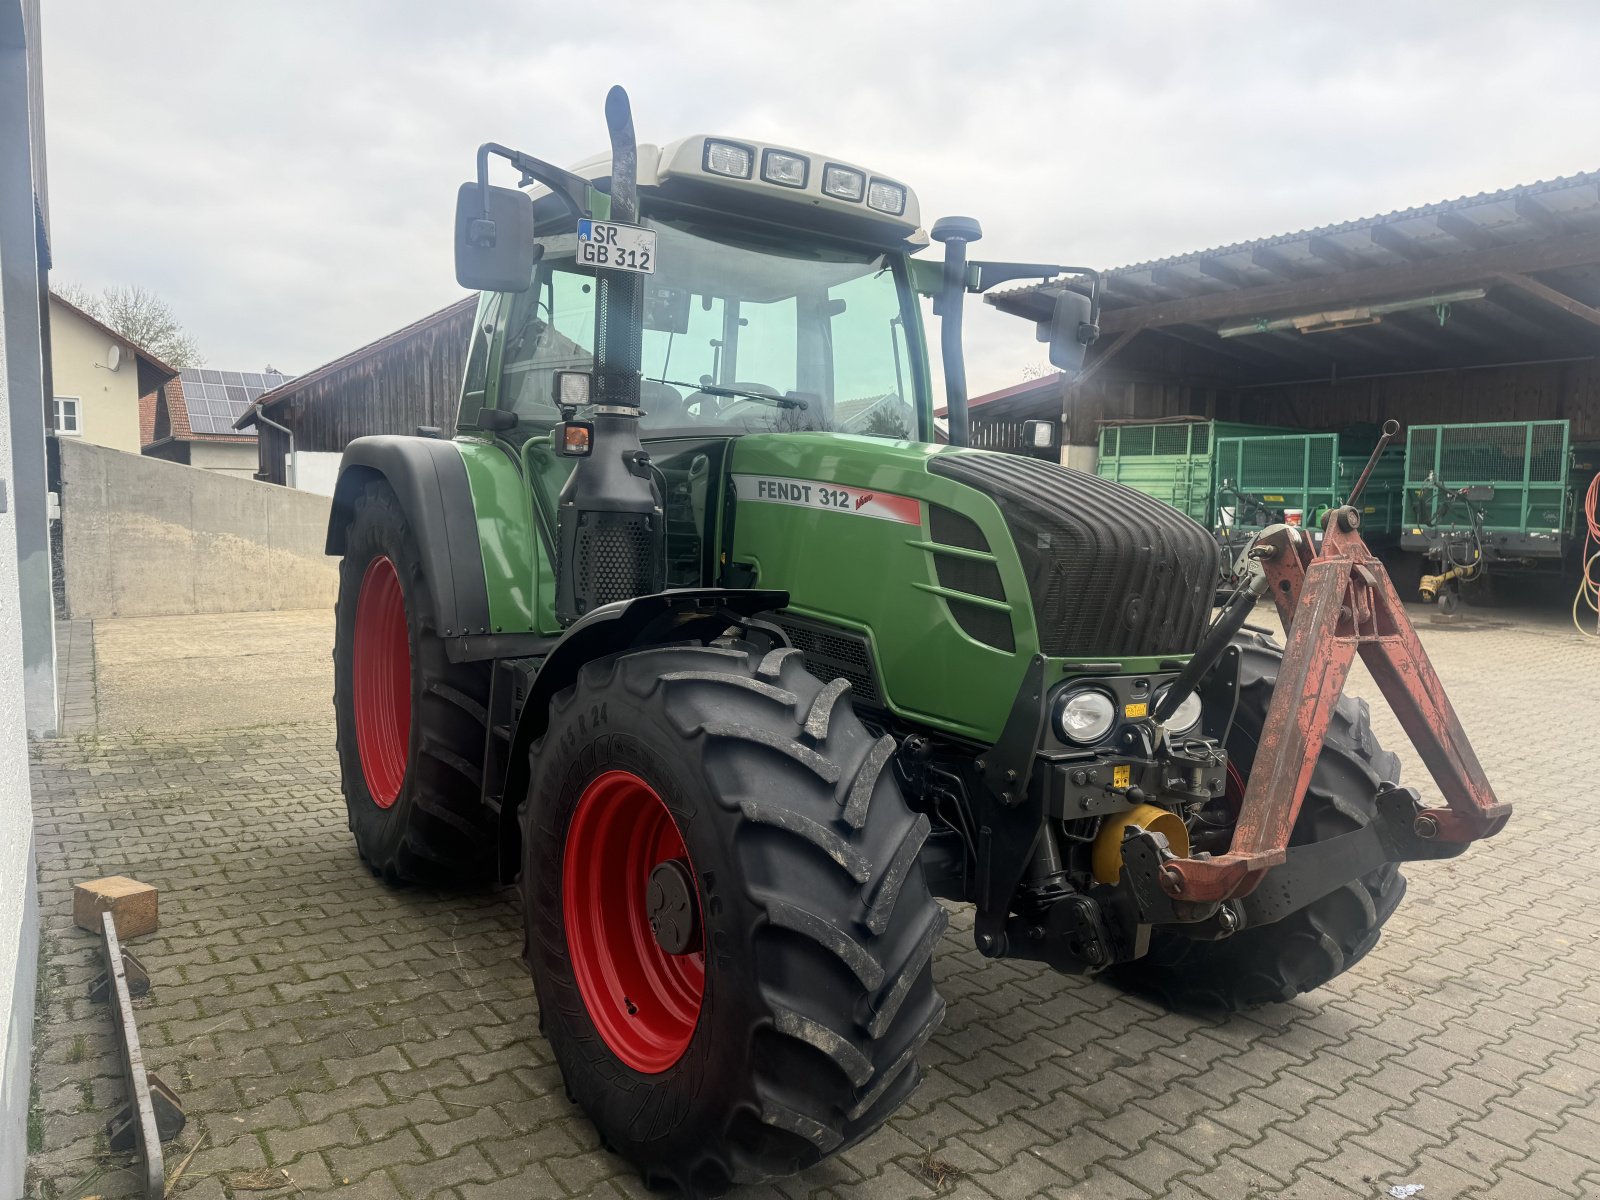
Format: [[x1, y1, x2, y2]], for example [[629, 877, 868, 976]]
[[1263, 494, 1285, 502], [1113, 764, 1131, 789], [1124, 701, 1148, 718]]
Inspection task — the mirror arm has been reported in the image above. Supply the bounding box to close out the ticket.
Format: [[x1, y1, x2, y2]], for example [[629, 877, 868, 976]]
[[972, 260, 1104, 333], [472, 142, 589, 241]]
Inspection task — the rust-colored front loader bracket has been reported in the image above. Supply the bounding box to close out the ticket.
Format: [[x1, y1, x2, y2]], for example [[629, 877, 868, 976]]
[[1159, 509, 1512, 903]]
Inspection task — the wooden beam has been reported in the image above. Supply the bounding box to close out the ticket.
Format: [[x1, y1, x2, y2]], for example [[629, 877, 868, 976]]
[[1250, 246, 1315, 281], [1307, 235, 1366, 272], [1154, 323, 1310, 372], [1075, 326, 1145, 387], [1196, 258, 1249, 288], [1369, 223, 1426, 261], [1514, 196, 1569, 236], [1149, 266, 1199, 293], [1434, 211, 1499, 251], [1097, 230, 1600, 333], [1494, 271, 1600, 331]]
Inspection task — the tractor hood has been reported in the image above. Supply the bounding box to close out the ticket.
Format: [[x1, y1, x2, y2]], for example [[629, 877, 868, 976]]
[[725, 434, 1218, 739], [927, 449, 1217, 660]]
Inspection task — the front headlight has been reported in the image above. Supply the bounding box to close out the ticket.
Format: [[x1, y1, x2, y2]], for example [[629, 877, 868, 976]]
[[1156, 685, 1203, 734], [1054, 689, 1117, 745]]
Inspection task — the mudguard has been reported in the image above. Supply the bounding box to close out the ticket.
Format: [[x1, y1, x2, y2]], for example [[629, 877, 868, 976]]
[[326, 436, 492, 637], [495, 587, 789, 880]]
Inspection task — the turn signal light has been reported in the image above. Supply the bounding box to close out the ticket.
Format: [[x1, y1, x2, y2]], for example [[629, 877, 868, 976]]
[[560, 422, 594, 457]]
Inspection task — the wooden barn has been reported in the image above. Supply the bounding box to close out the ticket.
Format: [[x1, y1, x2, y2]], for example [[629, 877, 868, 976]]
[[236, 297, 477, 487]]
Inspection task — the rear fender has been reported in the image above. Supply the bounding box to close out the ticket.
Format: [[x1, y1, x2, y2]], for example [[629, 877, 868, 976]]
[[326, 436, 491, 637], [495, 588, 789, 881]]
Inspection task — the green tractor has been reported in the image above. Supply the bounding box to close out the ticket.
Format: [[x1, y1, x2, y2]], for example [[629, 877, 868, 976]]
[[326, 88, 1509, 1194]]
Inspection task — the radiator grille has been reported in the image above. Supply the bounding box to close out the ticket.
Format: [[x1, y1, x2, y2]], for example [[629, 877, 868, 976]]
[[929, 451, 1215, 659]]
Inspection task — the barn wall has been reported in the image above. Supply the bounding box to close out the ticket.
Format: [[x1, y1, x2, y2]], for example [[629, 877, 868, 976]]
[[1228, 358, 1600, 441], [1068, 357, 1600, 445], [256, 299, 476, 485]]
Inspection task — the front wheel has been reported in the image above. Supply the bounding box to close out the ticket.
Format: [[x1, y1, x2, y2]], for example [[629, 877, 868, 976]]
[[332, 478, 494, 884], [1109, 631, 1407, 1011], [521, 640, 947, 1196]]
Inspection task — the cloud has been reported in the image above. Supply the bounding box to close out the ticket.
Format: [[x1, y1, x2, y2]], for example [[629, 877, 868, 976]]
[[42, 1, 1600, 394]]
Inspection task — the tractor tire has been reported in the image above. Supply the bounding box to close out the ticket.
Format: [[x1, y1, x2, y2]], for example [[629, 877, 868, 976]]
[[521, 640, 947, 1197], [1108, 630, 1406, 1011], [333, 477, 494, 884]]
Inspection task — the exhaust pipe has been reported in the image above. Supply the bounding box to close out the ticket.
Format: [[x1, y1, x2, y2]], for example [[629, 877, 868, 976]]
[[554, 85, 665, 624]]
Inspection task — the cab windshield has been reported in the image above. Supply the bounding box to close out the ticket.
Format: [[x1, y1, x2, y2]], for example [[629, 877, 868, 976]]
[[497, 215, 924, 440]]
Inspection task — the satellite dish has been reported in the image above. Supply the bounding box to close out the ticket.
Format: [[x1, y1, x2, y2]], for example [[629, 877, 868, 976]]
[[105, 344, 122, 371]]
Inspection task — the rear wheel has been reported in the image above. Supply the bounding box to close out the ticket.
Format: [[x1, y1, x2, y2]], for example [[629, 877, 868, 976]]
[[1109, 631, 1407, 1011], [521, 640, 947, 1196], [333, 478, 494, 884]]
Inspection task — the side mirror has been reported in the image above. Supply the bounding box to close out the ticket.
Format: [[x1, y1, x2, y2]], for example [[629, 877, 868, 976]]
[[1044, 289, 1098, 373], [454, 182, 538, 293], [1022, 419, 1057, 452]]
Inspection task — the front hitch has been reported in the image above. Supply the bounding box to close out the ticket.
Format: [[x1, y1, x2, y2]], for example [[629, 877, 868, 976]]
[[1157, 504, 1512, 905]]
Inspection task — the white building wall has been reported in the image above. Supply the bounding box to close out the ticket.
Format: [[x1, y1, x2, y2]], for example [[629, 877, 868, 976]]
[[1, 1, 43, 1190], [0, 139, 38, 1200]]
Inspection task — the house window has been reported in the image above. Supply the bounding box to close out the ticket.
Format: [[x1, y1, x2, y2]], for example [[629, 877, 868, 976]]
[[54, 396, 82, 436]]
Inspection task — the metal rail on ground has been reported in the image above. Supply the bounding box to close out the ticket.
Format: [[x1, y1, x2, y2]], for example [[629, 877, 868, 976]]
[[88, 911, 186, 1199]]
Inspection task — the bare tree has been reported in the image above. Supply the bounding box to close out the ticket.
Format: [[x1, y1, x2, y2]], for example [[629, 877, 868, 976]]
[[55, 282, 202, 368]]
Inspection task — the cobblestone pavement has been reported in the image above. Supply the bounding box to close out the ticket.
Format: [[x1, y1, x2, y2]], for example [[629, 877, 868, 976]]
[[24, 610, 1600, 1199]]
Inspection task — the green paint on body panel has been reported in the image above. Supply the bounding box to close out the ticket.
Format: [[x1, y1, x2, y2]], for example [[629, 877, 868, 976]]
[[729, 433, 1035, 742], [453, 438, 555, 634]]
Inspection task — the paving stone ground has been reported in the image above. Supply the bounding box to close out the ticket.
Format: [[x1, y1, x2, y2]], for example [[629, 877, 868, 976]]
[[23, 606, 1600, 1199]]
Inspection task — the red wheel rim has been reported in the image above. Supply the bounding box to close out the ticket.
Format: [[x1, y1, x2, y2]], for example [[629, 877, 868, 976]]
[[352, 555, 411, 809], [563, 771, 704, 1073]]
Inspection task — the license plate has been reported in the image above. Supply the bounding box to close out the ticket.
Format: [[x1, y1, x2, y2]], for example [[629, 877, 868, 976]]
[[1113, 765, 1131, 789], [577, 219, 656, 274]]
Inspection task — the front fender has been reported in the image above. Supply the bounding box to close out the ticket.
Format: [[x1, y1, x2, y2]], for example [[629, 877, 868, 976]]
[[326, 436, 491, 637]]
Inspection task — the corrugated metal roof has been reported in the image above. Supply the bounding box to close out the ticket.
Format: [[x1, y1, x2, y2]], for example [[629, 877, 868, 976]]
[[1111, 168, 1600, 274], [989, 167, 1600, 312]]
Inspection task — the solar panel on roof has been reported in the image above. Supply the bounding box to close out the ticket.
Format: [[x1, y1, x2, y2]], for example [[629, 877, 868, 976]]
[[177, 365, 293, 435]]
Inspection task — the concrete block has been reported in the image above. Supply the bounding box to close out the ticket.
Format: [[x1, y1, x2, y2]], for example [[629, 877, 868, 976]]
[[73, 875, 158, 938]]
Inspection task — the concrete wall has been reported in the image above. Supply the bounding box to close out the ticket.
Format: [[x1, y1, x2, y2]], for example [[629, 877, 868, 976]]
[[187, 437, 259, 480], [48, 295, 141, 452], [57, 437, 337, 618]]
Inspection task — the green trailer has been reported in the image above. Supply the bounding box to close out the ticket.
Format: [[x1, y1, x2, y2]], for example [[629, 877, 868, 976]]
[[1400, 419, 1578, 607], [1095, 419, 1274, 526], [1214, 431, 1407, 537]]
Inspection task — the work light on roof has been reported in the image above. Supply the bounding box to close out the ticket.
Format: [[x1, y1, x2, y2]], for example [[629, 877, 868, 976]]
[[866, 178, 907, 216], [761, 149, 808, 189], [703, 140, 753, 179], [822, 163, 865, 202]]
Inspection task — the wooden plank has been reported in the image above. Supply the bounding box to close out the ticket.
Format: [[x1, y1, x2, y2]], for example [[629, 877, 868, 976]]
[[1495, 271, 1600, 331], [1097, 231, 1600, 333]]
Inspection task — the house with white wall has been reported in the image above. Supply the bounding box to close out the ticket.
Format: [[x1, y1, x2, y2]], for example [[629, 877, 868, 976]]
[[48, 290, 175, 451]]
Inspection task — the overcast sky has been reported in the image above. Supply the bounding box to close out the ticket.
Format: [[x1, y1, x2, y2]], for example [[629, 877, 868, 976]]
[[41, 1, 1600, 396]]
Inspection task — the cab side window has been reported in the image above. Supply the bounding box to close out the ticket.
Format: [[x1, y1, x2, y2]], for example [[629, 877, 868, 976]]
[[499, 265, 597, 428], [457, 293, 500, 430]]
